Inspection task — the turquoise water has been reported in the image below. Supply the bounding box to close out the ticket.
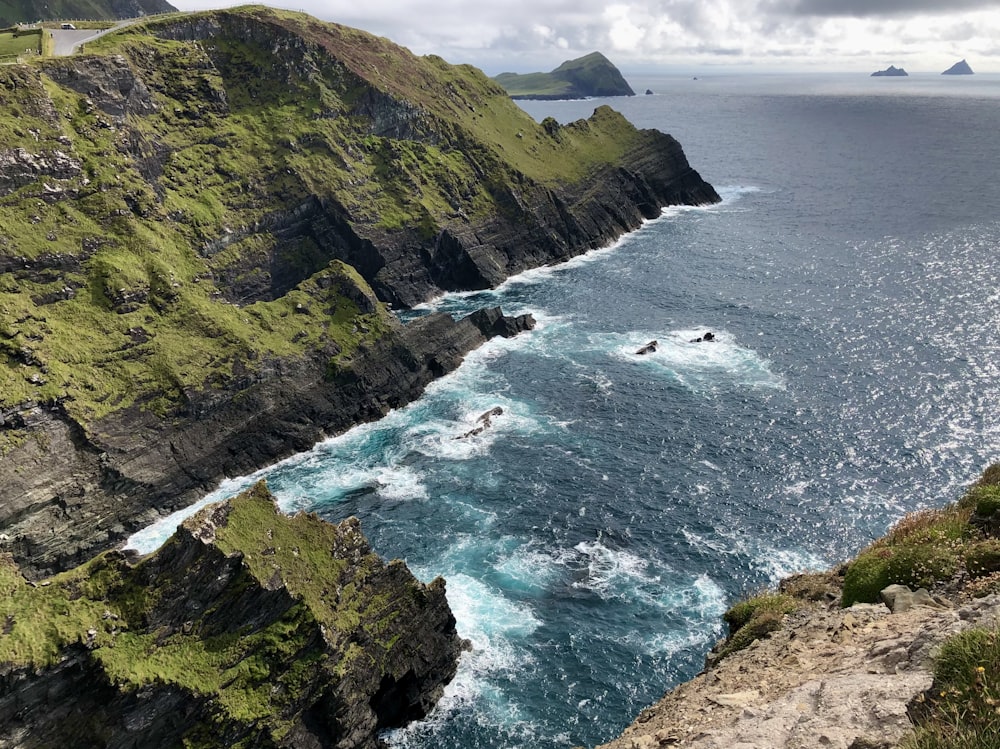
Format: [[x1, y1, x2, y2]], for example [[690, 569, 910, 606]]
[[128, 74, 1000, 747]]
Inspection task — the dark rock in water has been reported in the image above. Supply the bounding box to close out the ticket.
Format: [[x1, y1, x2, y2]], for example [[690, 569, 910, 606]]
[[871, 65, 908, 77], [635, 340, 658, 355], [0, 482, 466, 748], [645, 89, 654, 95], [456, 406, 504, 439], [690, 331, 715, 343], [465, 306, 536, 339], [942, 59, 974, 75]]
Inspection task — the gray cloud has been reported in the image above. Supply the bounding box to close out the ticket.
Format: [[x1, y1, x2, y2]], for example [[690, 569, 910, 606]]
[[774, 0, 1000, 17], [171, 0, 1000, 71]]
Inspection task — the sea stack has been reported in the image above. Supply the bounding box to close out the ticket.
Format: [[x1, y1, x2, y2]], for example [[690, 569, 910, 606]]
[[942, 59, 974, 75], [871, 65, 908, 77]]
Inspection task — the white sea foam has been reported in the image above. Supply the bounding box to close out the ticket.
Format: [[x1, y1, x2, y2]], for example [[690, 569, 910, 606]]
[[605, 328, 785, 392], [382, 571, 541, 748]]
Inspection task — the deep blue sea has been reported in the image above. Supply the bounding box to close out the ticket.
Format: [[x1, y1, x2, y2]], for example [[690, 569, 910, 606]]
[[128, 73, 1000, 748]]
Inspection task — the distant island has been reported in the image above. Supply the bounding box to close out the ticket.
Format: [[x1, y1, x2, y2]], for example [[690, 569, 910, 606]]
[[871, 65, 908, 77], [493, 51, 635, 100], [942, 59, 974, 75]]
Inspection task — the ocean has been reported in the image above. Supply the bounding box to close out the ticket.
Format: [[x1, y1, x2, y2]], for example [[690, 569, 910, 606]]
[[127, 72, 1000, 748]]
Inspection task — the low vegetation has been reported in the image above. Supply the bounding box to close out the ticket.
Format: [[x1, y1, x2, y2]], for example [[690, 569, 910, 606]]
[[0, 27, 39, 58], [904, 625, 1000, 748], [718, 591, 801, 659], [842, 465, 1000, 606]]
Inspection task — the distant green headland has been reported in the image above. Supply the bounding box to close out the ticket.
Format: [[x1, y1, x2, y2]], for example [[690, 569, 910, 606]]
[[0, 0, 176, 26], [493, 51, 635, 100]]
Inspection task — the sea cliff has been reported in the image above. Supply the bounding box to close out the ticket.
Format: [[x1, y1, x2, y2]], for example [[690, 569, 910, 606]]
[[0, 481, 465, 748], [0, 5, 718, 578]]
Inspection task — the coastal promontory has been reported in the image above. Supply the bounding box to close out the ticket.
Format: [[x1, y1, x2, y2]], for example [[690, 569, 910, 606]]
[[0, 481, 466, 748], [493, 51, 636, 100], [942, 59, 974, 74], [0, 5, 717, 577]]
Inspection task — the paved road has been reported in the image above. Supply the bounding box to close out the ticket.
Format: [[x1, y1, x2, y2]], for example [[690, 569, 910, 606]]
[[49, 20, 137, 56]]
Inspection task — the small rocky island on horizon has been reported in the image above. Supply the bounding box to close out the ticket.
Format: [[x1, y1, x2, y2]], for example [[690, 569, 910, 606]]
[[872, 65, 908, 77], [493, 51, 635, 100], [942, 58, 974, 74]]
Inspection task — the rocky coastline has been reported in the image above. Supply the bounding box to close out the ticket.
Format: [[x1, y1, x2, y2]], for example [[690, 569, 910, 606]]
[[0, 482, 465, 748], [597, 467, 1000, 749], [0, 6, 721, 744]]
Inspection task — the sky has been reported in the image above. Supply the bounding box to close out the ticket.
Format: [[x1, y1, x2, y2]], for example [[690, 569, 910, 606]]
[[169, 0, 1000, 74]]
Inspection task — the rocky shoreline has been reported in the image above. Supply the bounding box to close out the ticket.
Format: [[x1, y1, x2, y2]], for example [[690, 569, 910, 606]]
[[0, 306, 534, 579], [598, 467, 1000, 749]]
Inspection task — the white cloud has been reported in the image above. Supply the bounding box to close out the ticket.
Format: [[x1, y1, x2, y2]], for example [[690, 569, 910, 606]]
[[168, 0, 1000, 72]]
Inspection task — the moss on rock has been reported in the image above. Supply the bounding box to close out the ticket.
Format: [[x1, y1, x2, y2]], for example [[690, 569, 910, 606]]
[[0, 481, 464, 747]]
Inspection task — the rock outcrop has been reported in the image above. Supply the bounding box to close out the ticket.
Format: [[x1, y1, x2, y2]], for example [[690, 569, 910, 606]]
[[872, 65, 908, 77], [942, 59, 974, 75], [0, 481, 465, 748], [599, 468, 1000, 749], [598, 577, 1000, 749]]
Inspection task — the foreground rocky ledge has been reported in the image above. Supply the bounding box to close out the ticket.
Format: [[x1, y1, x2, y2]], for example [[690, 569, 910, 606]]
[[599, 581, 1000, 749], [598, 467, 1000, 749], [0, 481, 465, 748]]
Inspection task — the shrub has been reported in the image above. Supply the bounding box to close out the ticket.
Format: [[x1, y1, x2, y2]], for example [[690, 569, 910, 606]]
[[842, 550, 893, 607], [971, 486, 1000, 520], [842, 505, 968, 606], [965, 540, 1000, 578], [718, 593, 799, 659]]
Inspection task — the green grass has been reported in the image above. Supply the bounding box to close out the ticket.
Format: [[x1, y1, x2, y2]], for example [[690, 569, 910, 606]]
[[842, 466, 1000, 606], [717, 592, 800, 660], [903, 627, 1000, 749], [0, 28, 39, 56]]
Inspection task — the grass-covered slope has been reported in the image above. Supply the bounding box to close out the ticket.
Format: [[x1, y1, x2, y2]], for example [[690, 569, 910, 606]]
[[0, 5, 711, 431], [0, 481, 464, 747], [494, 51, 636, 99], [0, 0, 175, 26]]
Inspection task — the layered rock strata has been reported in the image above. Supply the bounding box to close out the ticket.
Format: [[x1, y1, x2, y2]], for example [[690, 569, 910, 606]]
[[0, 306, 534, 578], [598, 582, 1000, 749], [0, 482, 465, 748]]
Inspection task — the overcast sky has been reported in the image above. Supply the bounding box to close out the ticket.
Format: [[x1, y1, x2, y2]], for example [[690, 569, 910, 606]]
[[170, 0, 1000, 74]]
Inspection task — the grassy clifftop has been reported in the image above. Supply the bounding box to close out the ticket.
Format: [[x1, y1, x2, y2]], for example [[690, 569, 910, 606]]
[[0, 0, 175, 26], [0, 481, 463, 746], [0, 5, 703, 434]]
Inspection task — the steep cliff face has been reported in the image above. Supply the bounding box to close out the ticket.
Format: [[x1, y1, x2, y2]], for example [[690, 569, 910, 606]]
[[0, 482, 465, 748], [0, 5, 714, 576], [0, 305, 534, 578]]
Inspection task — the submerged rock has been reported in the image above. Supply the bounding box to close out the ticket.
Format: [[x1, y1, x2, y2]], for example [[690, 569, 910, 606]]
[[0, 482, 465, 748]]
